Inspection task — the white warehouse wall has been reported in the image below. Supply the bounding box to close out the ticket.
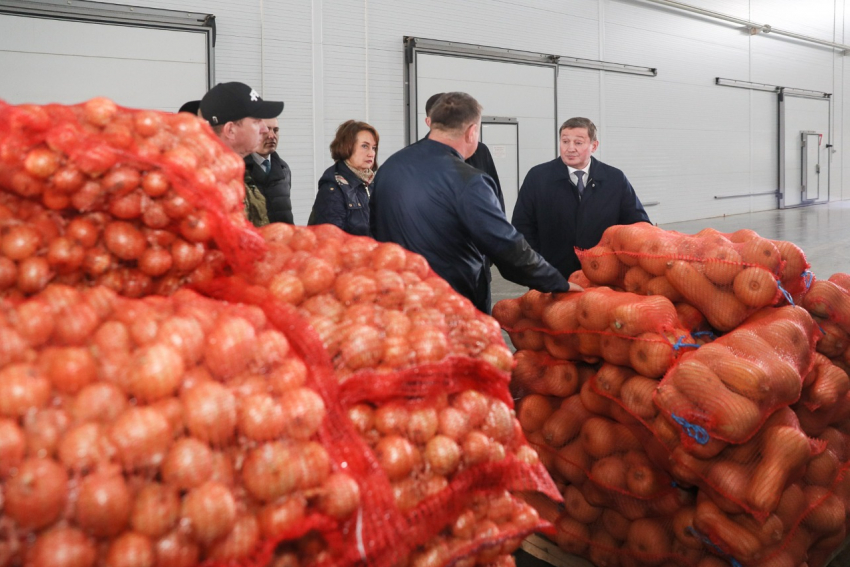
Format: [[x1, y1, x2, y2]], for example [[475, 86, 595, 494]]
[[96, 0, 849, 225]]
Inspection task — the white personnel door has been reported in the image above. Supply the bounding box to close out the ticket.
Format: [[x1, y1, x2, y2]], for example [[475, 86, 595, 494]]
[[479, 118, 519, 220]]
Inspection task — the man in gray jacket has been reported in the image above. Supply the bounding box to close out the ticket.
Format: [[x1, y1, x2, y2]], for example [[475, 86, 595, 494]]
[[245, 117, 294, 224]]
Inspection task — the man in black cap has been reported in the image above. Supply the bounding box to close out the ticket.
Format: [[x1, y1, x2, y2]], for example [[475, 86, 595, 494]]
[[178, 100, 201, 115], [200, 82, 283, 227]]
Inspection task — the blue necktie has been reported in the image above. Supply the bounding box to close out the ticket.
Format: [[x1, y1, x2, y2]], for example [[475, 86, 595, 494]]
[[262, 158, 270, 174], [575, 170, 585, 199]]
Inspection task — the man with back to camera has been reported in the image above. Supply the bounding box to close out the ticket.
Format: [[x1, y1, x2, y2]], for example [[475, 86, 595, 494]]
[[370, 92, 577, 314], [511, 117, 650, 279], [244, 117, 294, 224], [199, 81, 283, 227], [424, 92, 506, 311], [424, 93, 505, 212]]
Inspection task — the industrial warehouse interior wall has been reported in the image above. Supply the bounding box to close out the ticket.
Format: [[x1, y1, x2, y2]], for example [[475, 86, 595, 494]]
[[0, 13, 208, 110], [88, 0, 848, 225]]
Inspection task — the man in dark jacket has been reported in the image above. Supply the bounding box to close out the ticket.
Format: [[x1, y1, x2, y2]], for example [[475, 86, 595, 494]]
[[424, 92, 504, 211], [512, 117, 650, 279], [245, 117, 294, 224], [371, 92, 574, 314], [200, 82, 283, 227]]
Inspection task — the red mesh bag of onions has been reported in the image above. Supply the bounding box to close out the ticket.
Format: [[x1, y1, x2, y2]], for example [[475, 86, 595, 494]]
[[0, 98, 265, 298], [0, 225, 560, 567], [195, 223, 562, 566]]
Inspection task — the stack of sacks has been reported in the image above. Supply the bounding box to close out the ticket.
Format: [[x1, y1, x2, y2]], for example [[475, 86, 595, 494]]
[[494, 224, 850, 567], [0, 98, 555, 567]]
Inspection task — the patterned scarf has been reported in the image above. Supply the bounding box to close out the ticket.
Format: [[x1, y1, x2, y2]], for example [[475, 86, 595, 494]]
[[345, 160, 376, 186]]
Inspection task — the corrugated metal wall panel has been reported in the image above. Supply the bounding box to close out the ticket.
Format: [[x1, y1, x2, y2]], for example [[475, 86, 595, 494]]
[[603, 24, 749, 87], [557, 67, 602, 163], [87, 0, 849, 225], [751, 0, 836, 42]]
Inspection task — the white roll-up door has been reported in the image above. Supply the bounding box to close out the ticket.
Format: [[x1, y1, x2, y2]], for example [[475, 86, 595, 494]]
[[0, 3, 212, 112]]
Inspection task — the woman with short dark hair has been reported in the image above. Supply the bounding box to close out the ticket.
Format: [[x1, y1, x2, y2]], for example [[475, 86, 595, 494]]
[[308, 120, 378, 236]]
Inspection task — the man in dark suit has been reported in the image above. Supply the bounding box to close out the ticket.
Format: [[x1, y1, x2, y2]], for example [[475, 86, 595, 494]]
[[512, 117, 650, 279], [244, 117, 294, 224]]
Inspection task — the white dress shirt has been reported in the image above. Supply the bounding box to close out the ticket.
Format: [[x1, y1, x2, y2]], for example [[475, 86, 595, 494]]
[[567, 163, 590, 188]]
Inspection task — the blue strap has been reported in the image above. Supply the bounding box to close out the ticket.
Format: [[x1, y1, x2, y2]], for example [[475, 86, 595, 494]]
[[672, 334, 701, 351], [692, 330, 716, 340], [817, 323, 827, 336], [686, 527, 743, 567], [670, 412, 710, 445], [777, 279, 794, 305], [803, 270, 814, 290]]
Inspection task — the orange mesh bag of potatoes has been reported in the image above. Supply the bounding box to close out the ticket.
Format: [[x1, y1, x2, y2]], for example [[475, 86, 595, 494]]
[[590, 364, 831, 523], [0, 98, 264, 299], [576, 223, 811, 332], [792, 353, 850, 437], [493, 288, 699, 378], [523, 489, 709, 567], [510, 350, 593, 399], [803, 274, 850, 374], [654, 306, 819, 450]]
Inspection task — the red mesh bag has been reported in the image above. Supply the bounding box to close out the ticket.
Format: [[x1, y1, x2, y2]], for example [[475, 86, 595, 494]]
[[576, 223, 812, 332], [0, 284, 358, 567], [238, 223, 514, 382], [0, 98, 264, 298], [193, 223, 560, 565], [493, 288, 698, 378], [1, 279, 557, 567], [654, 305, 819, 449]]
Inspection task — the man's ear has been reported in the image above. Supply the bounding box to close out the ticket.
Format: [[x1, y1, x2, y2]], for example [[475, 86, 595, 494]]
[[221, 121, 235, 140], [425, 117, 431, 127], [466, 122, 479, 144], [591, 139, 599, 153]]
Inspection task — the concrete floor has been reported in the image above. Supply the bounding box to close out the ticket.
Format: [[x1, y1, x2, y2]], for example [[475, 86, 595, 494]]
[[493, 200, 850, 303]]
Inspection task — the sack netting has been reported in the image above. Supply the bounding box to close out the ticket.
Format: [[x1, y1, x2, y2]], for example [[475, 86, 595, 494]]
[[0, 99, 558, 567], [494, 223, 850, 567], [575, 222, 813, 332]]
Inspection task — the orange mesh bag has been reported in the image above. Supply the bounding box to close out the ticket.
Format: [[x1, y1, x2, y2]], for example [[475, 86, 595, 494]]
[[654, 305, 818, 450], [493, 288, 699, 378], [591, 364, 830, 522], [0, 98, 264, 298], [803, 276, 850, 377], [510, 350, 593, 398], [793, 354, 850, 437], [576, 224, 812, 332], [524, 490, 708, 567]]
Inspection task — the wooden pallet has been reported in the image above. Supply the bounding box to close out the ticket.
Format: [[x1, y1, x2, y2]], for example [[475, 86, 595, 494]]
[[521, 533, 850, 567], [519, 535, 594, 567]]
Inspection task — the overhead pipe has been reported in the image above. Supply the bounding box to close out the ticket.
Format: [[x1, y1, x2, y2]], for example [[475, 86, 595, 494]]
[[640, 0, 850, 53]]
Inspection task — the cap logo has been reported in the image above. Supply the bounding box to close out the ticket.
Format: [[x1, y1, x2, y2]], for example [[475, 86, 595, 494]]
[[249, 89, 260, 102]]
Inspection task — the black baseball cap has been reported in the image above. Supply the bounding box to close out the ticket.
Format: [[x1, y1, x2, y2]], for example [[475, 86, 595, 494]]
[[200, 82, 283, 126], [178, 100, 201, 115]]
